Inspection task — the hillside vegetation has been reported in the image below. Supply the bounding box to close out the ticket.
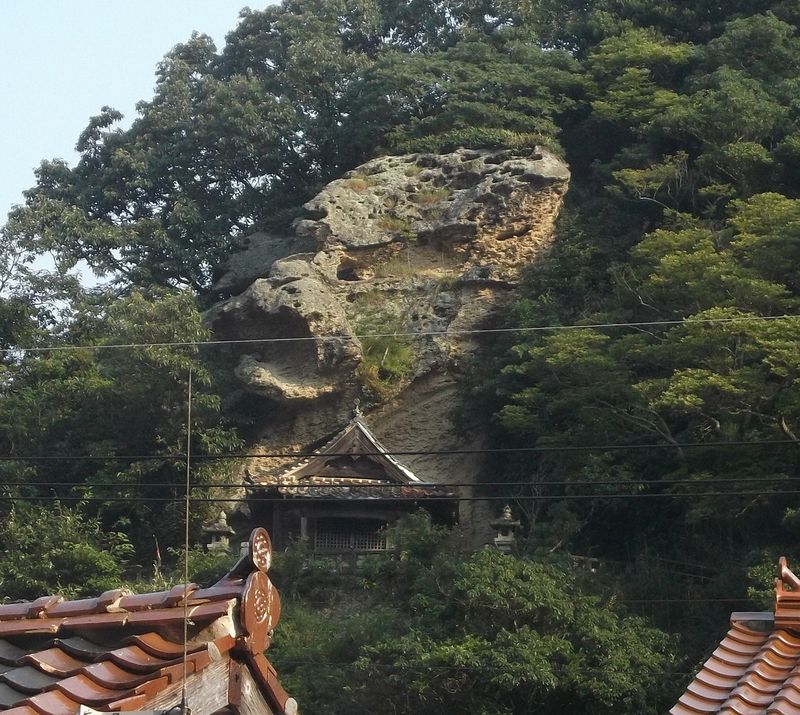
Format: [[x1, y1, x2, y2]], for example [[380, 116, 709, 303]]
[[1, 1, 800, 712]]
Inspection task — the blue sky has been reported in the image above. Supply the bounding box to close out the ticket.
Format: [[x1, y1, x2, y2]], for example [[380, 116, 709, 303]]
[[0, 1, 256, 223]]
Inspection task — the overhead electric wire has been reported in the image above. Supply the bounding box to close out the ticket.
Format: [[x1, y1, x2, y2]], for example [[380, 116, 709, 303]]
[[1, 312, 799, 355], [296, 597, 754, 606], [264, 662, 706, 675], [0, 437, 797, 463], [5, 474, 800, 490], [3, 490, 800, 503]]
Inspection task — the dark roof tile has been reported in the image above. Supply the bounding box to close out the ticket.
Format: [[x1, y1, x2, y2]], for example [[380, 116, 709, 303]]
[[53, 636, 108, 659], [1, 666, 59, 694], [0, 644, 24, 667], [0, 683, 25, 709]]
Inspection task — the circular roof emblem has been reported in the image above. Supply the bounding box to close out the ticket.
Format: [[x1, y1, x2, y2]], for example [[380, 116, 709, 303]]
[[250, 528, 272, 572]]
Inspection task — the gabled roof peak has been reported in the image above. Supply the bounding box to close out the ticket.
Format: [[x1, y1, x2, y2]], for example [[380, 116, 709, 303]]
[[253, 414, 424, 487]]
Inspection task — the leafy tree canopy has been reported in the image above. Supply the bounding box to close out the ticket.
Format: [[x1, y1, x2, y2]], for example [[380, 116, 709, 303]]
[[272, 516, 677, 715]]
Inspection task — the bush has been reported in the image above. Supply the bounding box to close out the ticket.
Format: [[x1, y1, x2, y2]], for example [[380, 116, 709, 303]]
[[0, 502, 132, 600]]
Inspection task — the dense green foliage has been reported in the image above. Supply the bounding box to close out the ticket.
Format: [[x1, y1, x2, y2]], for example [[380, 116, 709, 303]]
[[271, 516, 677, 714], [0, 286, 241, 560], [1, 0, 800, 711], [479, 0, 800, 658], [0, 502, 132, 600]]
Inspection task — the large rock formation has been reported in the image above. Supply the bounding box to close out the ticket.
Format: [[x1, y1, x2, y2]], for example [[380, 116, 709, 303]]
[[206, 147, 569, 536]]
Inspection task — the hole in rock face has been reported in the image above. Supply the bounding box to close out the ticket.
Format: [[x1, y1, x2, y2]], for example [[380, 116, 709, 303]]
[[449, 171, 481, 190], [416, 155, 439, 168], [484, 150, 514, 165], [303, 205, 328, 220], [241, 309, 320, 381], [337, 256, 362, 281]]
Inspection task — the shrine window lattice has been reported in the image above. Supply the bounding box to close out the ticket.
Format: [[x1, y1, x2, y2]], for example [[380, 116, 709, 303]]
[[314, 518, 387, 552]]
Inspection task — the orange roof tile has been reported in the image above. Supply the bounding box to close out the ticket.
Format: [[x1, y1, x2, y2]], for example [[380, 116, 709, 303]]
[[0, 528, 296, 715], [671, 558, 800, 715]]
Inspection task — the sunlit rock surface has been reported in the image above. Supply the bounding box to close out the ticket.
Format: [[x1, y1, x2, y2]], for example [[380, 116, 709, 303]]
[[206, 147, 570, 535]]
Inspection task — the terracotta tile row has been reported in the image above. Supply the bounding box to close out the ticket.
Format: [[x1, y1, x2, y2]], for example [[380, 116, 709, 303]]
[[0, 601, 232, 642], [0, 629, 234, 714], [670, 621, 800, 714], [0, 580, 247, 625]]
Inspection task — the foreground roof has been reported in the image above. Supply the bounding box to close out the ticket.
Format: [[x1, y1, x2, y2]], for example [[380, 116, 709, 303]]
[[248, 417, 453, 499], [671, 557, 800, 715], [0, 528, 295, 715]]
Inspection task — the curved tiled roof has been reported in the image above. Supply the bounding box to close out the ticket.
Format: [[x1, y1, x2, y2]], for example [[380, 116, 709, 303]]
[[671, 557, 800, 715], [0, 528, 294, 715], [248, 416, 455, 499]]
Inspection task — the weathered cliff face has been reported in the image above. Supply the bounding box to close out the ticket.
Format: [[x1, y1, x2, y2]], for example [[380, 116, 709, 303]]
[[206, 147, 569, 534]]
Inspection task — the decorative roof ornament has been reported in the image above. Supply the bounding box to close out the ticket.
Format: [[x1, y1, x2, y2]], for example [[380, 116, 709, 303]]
[[774, 555, 800, 628]]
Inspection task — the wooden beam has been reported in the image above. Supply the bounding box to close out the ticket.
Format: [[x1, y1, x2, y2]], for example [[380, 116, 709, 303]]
[[144, 658, 231, 715]]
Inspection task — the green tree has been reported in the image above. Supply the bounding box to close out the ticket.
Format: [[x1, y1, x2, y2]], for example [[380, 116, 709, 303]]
[[0, 289, 241, 557], [272, 517, 677, 715], [348, 33, 583, 155], [0, 502, 132, 600]]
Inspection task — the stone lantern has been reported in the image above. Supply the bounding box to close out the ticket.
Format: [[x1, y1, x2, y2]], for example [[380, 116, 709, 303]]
[[490, 505, 521, 553], [202, 510, 235, 552]]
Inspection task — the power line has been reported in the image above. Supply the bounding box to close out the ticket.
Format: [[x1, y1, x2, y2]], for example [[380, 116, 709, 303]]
[[2, 490, 800, 503], [2, 313, 799, 354], [293, 597, 754, 606], [0, 438, 796, 462], [622, 598, 754, 604], [297, 598, 754, 606], [4, 474, 800, 490], [268, 661, 703, 675]]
